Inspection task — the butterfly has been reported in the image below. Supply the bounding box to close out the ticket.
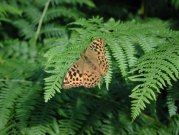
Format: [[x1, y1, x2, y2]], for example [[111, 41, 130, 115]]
[[63, 38, 109, 89]]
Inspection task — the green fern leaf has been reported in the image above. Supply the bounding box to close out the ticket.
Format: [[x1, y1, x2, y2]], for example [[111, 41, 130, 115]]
[[0, 3, 21, 18], [44, 38, 87, 102], [104, 48, 112, 90], [130, 44, 179, 120], [0, 81, 24, 130], [108, 38, 128, 77], [166, 83, 179, 117]]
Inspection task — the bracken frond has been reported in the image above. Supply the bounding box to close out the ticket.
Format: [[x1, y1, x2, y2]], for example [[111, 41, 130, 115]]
[[129, 44, 179, 120]]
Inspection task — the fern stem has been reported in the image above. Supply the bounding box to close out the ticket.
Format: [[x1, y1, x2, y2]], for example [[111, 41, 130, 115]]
[[34, 0, 51, 41]]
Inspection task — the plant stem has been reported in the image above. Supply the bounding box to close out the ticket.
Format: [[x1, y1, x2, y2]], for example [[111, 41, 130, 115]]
[[34, 0, 51, 41]]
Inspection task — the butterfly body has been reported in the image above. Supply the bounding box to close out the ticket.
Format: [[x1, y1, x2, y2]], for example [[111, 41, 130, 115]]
[[63, 38, 109, 89]]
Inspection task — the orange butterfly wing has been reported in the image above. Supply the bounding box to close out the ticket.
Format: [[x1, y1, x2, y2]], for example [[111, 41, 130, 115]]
[[63, 38, 108, 89]]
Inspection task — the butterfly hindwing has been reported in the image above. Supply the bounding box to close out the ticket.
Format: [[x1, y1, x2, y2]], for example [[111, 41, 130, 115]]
[[63, 59, 84, 89], [82, 60, 101, 88]]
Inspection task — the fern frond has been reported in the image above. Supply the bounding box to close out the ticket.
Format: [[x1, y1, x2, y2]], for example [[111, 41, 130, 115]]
[[120, 37, 137, 68], [98, 119, 115, 135], [24, 7, 41, 25], [56, 94, 91, 134], [104, 48, 113, 90], [51, 0, 95, 7], [0, 81, 24, 130], [26, 99, 58, 135], [168, 115, 179, 135], [15, 83, 41, 131], [44, 73, 62, 102], [0, 123, 17, 135], [44, 38, 88, 102], [41, 24, 66, 38], [0, 40, 39, 80], [46, 119, 60, 135], [167, 90, 177, 117], [137, 36, 159, 52], [44, 18, 176, 102], [171, 0, 179, 9], [108, 38, 128, 77], [129, 44, 179, 120], [74, 0, 95, 7], [166, 83, 179, 117], [0, 3, 21, 18], [44, 7, 84, 22], [12, 19, 35, 39]]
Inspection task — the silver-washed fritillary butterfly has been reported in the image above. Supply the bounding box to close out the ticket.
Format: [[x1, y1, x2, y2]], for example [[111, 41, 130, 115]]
[[63, 38, 109, 89]]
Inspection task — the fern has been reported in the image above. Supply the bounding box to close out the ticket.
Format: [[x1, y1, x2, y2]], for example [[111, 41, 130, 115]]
[[166, 82, 179, 117], [51, 0, 95, 7], [168, 115, 179, 135], [44, 38, 92, 101], [0, 3, 21, 19], [170, 0, 179, 9], [44, 7, 85, 22], [13, 19, 36, 39], [8, 0, 95, 40], [104, 48, 113, 90], [44, 17, 178, 104], [0, 40, 39, 79], [129, 44, 179, 120], [0, 1, 179, 134], [0, 81, 24, 130], [15, 83, 41, 131], [107, 37, 129, 77], [58, 97, 90, 134], [41, 24, 66, 38], [26, 98, 58, 135]]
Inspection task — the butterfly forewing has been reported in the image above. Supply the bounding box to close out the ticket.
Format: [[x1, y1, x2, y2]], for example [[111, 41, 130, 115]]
[[86, 38, 109, 75]]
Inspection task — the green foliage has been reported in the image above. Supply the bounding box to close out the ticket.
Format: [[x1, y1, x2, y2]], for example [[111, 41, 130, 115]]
[[167, 82, 179, 117], [1, 0, 94, 40], [44, 16, 179, 127], [170, 0, 179, 9], [44, 18, 177, 101], [0, 3, 22, 19], [0, 0, 179, 135], [129, 43, 179, 120]]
